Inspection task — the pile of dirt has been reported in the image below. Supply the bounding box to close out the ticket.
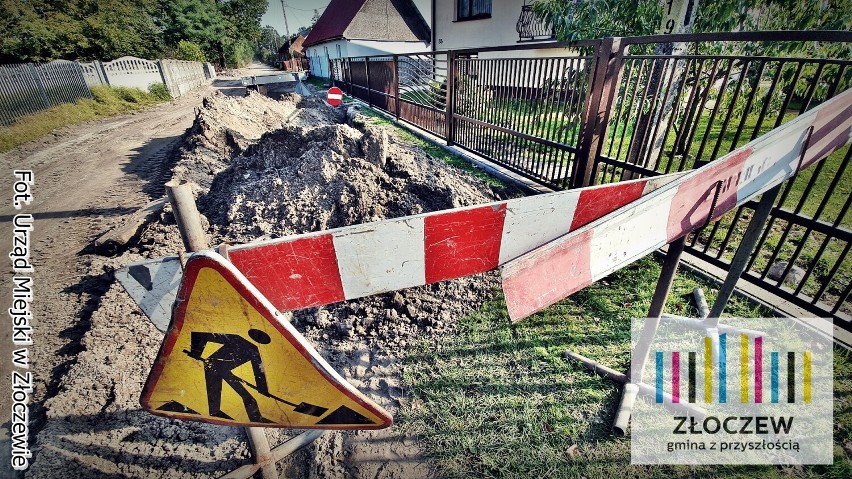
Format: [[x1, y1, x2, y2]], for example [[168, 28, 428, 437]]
[[182, 91, 510, 352], [170, 90, 341, 190], [201, 122, 501, 239], [69, 86, 513, 478]]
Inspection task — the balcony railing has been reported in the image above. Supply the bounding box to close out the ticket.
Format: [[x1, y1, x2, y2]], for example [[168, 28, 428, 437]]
[[516, 4, 555, 42]]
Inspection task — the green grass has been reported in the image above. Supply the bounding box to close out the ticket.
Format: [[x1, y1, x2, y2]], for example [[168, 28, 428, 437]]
[[305, 76, 330, 90], [401, 255, 852, 478], [0, 85, 171, 153]]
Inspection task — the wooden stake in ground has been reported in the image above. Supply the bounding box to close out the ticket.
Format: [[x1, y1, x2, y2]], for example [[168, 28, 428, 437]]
[[163, 179, 324, 479]]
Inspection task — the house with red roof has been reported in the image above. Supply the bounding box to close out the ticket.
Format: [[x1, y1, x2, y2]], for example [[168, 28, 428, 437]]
[[303, 0, 431, 78]]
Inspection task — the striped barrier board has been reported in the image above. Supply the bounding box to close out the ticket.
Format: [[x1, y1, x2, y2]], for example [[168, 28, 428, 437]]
[[118, 173, 685, 331], [501, 88, 852, 322]]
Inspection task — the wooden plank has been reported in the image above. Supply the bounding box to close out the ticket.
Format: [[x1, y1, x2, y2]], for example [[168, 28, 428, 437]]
[[94, 197, 168, 248], [501, 88, 852, 322], [117, 173, 685, 329]]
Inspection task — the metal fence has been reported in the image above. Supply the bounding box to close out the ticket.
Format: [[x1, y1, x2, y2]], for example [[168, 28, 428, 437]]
[[1, 56, 216, 125], [330, 31, 852, 325], [0, 61, 91, 125]]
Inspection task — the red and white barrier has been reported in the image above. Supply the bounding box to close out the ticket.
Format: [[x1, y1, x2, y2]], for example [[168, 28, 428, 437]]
[[118, 174, 683, 329], [501, 89, 852, 322]]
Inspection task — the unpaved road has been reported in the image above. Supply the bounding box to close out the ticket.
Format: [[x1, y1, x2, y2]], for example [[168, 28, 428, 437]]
[[0, 67, 265, 478]]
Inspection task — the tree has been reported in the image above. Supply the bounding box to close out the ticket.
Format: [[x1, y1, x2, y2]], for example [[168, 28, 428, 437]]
[[0, 0, 271, 68], [257, 26, 282, 65], [0, 0, 161, 62], [157, 0, 225, 59], [218, 0, 268, 68], [532, 0, 663, 42], [219, 0, 267, 44], [81, 0, 161, 60]]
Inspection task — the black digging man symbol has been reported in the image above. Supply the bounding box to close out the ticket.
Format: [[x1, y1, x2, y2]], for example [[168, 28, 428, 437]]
[[182, 328, 328, 422]]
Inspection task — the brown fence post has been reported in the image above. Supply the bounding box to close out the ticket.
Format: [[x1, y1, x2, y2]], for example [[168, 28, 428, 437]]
[[346, 57, 352, 95], [573, 37, 626, 188], [393, 55, 400, 121], [364, 57, 372, 107], [445, 51, 456, 146]]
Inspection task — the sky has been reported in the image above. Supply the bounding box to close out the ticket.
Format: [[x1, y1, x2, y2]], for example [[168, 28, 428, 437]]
[[260, 0, 332, 37]]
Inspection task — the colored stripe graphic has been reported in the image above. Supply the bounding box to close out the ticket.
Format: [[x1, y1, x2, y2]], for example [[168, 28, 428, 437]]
[[788, 352, 796, 403], [771, 352, 779, 403], [804, 351, 812, 404], [672, 352, 681, 403], [719, 334, 727, 403], [501, 89, 852, 322], [688, 352, 696, 404], [754, 336, 763, 403], [656, 352, 664, 403], [704, 336, 712, 403], [741, 334, 749, 403]]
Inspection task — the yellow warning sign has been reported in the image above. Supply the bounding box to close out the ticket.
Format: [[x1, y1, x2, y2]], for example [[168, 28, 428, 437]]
[[141, 252, 392, 429]]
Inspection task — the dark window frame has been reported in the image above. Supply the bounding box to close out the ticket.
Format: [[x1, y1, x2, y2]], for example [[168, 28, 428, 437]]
[[456, 0, 492, 21]]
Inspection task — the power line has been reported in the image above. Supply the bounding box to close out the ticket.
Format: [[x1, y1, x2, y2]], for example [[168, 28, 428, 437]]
[[283, 2, 330, 13]]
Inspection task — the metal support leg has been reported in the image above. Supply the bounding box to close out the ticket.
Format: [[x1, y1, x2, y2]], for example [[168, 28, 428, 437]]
[[614, 236, 686, 435], [706, 184, 783, 321], [564, 238, 692, 436]]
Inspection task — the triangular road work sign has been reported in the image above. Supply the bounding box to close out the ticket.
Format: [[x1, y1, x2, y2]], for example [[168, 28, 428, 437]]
[[141, 251, 392, 429]]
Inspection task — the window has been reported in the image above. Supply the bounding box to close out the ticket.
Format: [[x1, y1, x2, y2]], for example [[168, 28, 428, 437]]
[[457, 0, 491, 20]]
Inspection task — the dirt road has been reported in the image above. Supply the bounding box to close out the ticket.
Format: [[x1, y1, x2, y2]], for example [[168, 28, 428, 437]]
[[0, 69, 259, 477]]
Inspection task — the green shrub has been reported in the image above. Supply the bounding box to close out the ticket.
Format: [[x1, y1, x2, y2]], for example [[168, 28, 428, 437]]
[[224, 39, 254, 68], [113, 86, 147, 103], [176, 40, 207, 63], [148, 83, 172, 101]]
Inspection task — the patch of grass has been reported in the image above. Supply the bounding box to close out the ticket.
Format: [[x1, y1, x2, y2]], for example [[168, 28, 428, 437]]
[[305, 76, 330, 90], [0, 85, 170, 153], [402, 255, 851, 478]]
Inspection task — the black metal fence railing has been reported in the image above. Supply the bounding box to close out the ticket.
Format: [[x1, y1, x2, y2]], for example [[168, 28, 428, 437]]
[[516, 4, 555, 42], [329, 31, 852, 326], [453, 54, 592, 188]]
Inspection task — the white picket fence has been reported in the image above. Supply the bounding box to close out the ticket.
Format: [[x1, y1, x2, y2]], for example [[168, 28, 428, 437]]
[[1, 56, 217, 125]]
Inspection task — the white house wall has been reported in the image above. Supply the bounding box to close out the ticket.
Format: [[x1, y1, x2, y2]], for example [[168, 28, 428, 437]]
[[434, 0, 536, 51], [306, 40, 428, 78]]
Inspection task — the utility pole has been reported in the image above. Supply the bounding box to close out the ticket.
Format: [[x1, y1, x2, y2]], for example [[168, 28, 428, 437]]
[[279, 0, 291, 38]]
